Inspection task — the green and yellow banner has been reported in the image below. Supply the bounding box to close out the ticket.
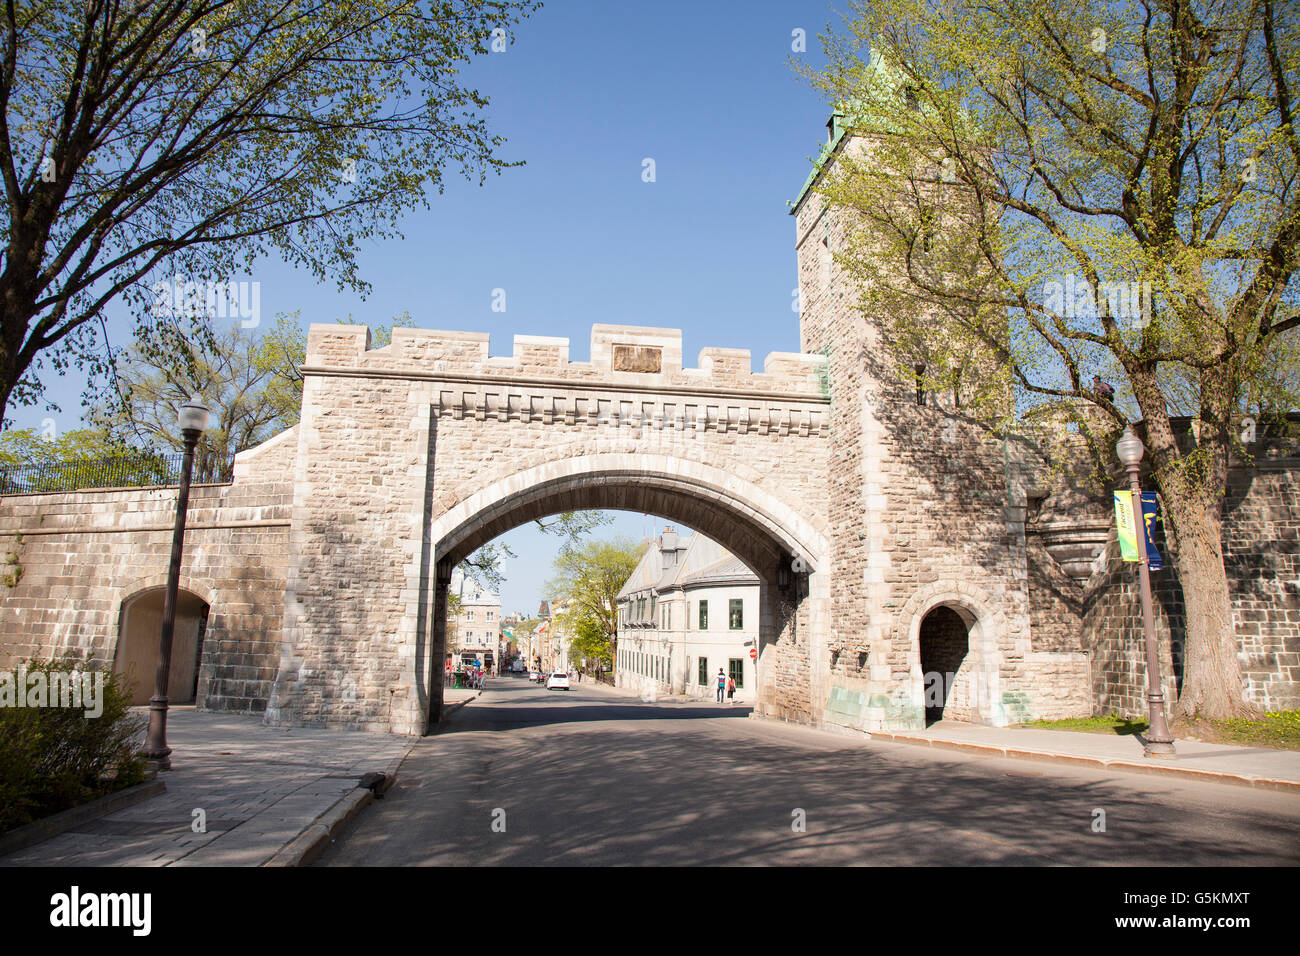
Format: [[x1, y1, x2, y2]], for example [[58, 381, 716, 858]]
[[1114, 490, 1164, 569], [1115, 491, 1140, 562]]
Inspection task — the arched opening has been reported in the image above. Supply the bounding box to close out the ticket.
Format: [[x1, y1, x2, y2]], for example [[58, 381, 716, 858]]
[[114, 588, 211, 706], [918, 605, 970, 726], [415, 461, 829, 734]]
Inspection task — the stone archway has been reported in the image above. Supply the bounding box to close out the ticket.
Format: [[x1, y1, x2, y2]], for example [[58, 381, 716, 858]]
[[418, 456, 832, 734], [114, 587, 211, 705], [919, 605, 972, 725], [897, 582, 1008, 727]]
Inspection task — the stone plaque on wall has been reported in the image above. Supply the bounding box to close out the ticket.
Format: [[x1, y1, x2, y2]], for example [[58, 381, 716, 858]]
[[613, 344, 662, 373]]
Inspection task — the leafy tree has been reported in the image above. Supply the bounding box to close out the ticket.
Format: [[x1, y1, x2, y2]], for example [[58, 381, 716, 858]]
[[0, 425, 168, 491], [0, 0, 539, 425], [458, 511, 614, 592], [546, 537, 644, 671], [559, 602, 615, 673], [805, 0, 1299, 720], [444, 591, 463, 662]]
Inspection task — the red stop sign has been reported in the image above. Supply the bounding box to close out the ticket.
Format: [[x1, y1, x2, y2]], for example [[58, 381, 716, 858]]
[[749, 647, 757, 661]]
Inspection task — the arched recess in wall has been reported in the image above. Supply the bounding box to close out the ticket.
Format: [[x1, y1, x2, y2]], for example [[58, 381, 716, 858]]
[[114, 587, 211, 706], [898, 582, 1006, 727], [919, 605, 972, 725]]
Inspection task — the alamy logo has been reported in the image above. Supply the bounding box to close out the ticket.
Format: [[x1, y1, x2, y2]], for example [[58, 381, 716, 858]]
[[49, 886, 151, 936], [150, 274, 261, 328], [0, 667, 104, 717], [1042, 273, 1153, 328]]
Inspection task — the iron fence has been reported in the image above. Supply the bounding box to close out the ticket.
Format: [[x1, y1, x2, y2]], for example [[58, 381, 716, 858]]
[[0, 452, 235, 495]]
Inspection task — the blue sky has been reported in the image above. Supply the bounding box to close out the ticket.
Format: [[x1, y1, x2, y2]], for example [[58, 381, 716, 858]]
[[14, 0, 846, 614]]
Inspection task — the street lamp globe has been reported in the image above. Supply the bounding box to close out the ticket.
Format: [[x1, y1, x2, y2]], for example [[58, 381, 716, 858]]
[[1116, 424, 1145, 467], [178, 399, 210, 435]]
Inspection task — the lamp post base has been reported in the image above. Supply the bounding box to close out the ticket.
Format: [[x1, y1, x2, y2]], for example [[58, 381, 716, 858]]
[[1144, 691, 1177, 758], [142, 695, 173, 771]]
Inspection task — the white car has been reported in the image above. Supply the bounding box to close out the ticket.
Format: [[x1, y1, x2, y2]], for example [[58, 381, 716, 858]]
[[545, 672, 571, 691]]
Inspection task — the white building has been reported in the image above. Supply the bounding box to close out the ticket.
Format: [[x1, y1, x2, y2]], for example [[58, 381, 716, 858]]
[[615, 528, 758, 702], [449, 570, 502, 671]]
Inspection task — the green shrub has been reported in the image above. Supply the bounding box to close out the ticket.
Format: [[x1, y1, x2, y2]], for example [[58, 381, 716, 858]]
[[0, 659, 147, 834]]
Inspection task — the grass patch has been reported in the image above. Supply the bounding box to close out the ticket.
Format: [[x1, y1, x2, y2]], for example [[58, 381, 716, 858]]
[[1178, 710, 1300, 751], [1022, 713, 1149, 736], [1023, 710, 1300, 750]]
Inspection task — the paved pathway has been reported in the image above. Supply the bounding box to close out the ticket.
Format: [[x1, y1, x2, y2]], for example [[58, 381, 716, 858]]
[[0, 708, 413, 867], [871, 722, 1300, 791], [317, 677, 1300, 866]]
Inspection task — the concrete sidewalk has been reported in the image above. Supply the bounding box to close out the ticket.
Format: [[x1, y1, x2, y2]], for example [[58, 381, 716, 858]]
[[870, 722, 1300, 793], [0, 709, 415, 867]]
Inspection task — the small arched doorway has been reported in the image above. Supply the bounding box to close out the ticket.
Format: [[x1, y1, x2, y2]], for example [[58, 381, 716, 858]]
[[114, 588, 211, 705], [918, 605, 971, 726]]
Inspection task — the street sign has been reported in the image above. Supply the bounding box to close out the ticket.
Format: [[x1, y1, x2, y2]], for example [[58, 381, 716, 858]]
[[749, 648, 757, 661]]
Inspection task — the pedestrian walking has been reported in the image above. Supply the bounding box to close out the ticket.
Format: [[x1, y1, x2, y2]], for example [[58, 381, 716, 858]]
[[716, 668, 726, 703], [726, 675, 736, 704]]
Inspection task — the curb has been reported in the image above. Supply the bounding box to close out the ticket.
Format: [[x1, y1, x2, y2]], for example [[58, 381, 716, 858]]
[[868, 731, 1300, 793], [262, 745, 414, 867], [0, 778, 167, 858]]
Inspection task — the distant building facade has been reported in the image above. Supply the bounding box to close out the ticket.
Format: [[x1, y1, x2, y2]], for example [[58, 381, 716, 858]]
[[449, 570, 501, 670], [615, 528, 758, 702]]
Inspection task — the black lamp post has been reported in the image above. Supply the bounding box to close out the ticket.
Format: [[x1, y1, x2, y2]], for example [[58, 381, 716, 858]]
[[142, 399, 210, 771], [1115, 424, 1176, 758]]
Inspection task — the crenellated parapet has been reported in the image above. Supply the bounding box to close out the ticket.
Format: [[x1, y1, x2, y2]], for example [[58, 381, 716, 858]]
[[301, 322, 832, 439], [303, 323, 830, 398]]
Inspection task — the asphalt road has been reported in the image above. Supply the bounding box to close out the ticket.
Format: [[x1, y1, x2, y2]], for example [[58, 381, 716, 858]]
[[315, 677, 1300, 866]]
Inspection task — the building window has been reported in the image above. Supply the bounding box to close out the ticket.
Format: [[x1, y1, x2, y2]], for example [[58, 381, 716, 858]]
[[729, 599, 744, 630], [698, 600, 708, 630], [698, 657, 708, 686], [729, 658, 744, 689], [487, 611, 494, 621], [466, 610, 475, 622]]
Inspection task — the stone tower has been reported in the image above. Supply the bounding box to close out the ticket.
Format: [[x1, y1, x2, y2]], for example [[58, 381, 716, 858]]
[[790, 106, 1083, 728]]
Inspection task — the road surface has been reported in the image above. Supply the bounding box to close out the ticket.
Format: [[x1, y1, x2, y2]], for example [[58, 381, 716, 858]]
[[316, 678, 1300, 866]]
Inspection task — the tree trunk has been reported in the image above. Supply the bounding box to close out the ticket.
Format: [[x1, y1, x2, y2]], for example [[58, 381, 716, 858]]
[[1160, 490, 1258, 721]]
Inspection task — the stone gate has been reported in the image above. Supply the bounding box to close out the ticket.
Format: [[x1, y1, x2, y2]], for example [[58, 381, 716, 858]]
[[265, 323, 834, 734]]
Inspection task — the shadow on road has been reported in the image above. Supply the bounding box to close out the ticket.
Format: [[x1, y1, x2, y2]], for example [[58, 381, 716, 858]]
[[320, 683, 1300, 867]]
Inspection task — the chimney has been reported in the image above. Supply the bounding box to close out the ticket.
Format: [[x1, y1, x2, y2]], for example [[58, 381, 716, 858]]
[[660, 526, 678, 552]]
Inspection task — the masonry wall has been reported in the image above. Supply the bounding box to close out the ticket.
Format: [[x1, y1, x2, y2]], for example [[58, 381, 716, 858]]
[[0, 474, 292, 714], [1082, 458, 1300, 715]]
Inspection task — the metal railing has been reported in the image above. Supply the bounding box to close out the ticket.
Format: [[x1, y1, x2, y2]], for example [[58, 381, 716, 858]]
[[0, 452, 235, 495]]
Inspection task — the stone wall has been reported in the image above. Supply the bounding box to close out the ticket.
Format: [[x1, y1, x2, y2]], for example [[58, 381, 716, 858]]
[[0, 441, 293, 714], [1082, 457, 1300, 715]]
